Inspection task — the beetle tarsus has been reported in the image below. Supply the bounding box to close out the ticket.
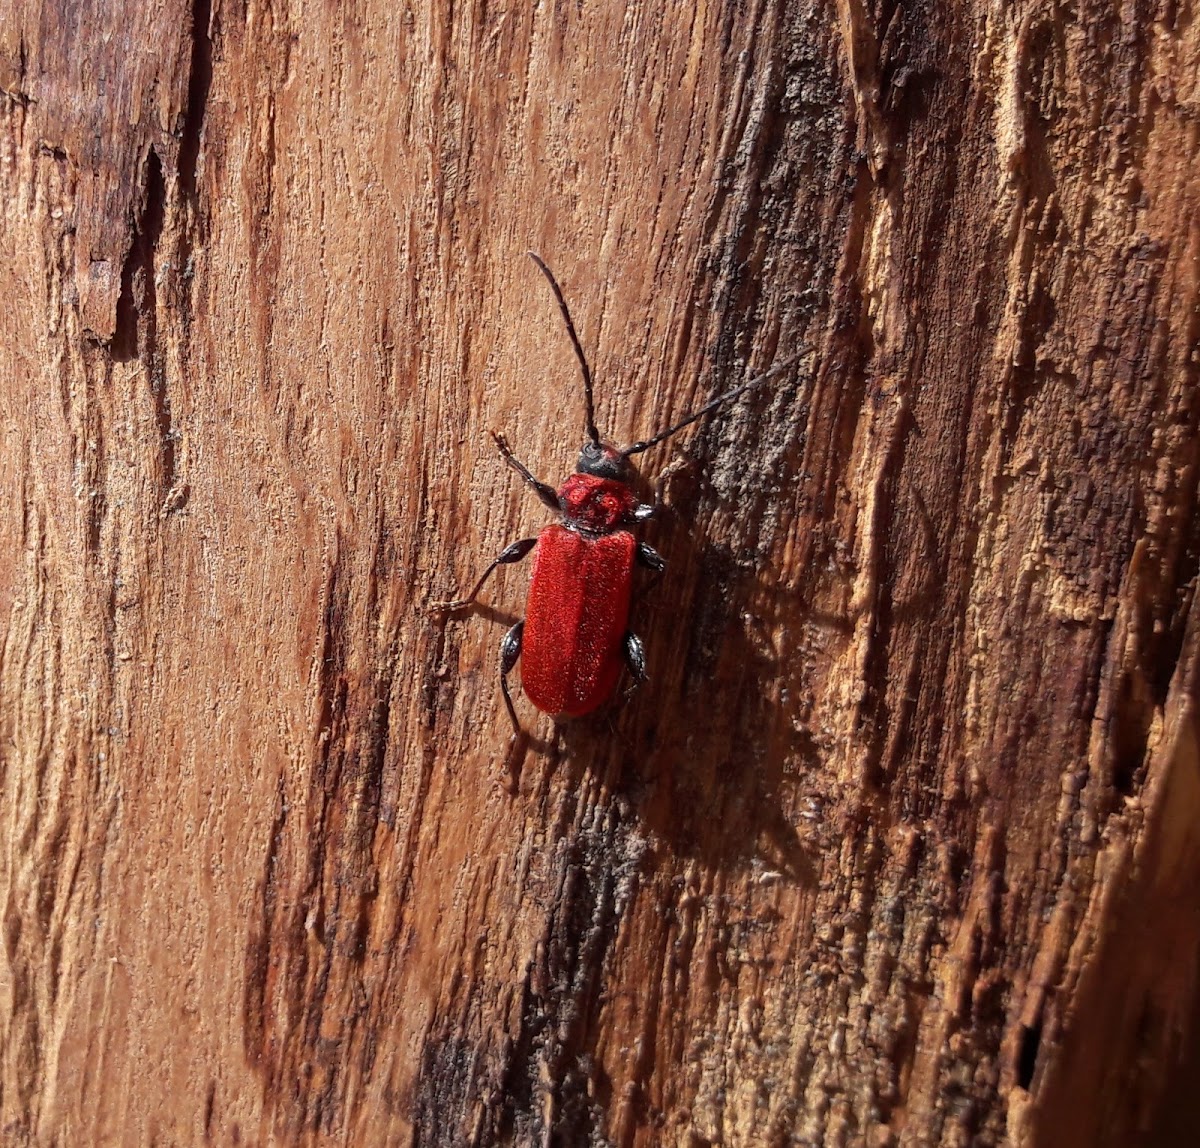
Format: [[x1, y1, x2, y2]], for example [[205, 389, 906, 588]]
[[502, 728, 530, 789], [500, 621, 524, 734]]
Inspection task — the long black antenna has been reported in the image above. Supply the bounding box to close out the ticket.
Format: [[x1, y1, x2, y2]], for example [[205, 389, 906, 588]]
[[527, 252, 600, 446], [621, 354, 800, 457]]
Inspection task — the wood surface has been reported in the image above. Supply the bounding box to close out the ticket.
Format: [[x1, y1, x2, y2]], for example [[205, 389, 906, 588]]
[[1, 1, 1198, 1145]]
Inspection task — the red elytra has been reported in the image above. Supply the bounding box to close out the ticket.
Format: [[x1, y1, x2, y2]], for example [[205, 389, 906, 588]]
[[523, 524, 636, 717], [434, 253, 797, 734]]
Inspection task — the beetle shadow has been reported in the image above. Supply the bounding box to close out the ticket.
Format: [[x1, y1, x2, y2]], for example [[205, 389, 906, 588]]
[[427, 599, 567, 776], [578, 455, 944, 881], [543, 525, 828, 886], [441, 602, 519, 630]]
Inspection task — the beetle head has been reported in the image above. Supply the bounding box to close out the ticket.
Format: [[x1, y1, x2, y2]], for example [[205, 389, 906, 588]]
[[576, 440, 632, 483]]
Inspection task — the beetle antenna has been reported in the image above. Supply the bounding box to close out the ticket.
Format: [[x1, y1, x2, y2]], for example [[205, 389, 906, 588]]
[[528, 252, 601, 446], [621, 354, 800, 457]]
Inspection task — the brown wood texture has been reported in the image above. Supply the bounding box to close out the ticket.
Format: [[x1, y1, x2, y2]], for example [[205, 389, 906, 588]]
[[2, 1, 1199, 1145]]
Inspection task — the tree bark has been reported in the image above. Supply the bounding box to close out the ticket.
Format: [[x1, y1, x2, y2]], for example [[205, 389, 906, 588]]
[[2, 1, 1198, 1146]]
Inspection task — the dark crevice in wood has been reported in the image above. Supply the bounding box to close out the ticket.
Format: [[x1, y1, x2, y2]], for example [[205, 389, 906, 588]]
[[173, 0, 213, 356], [179, 0, 213, 210], [1018, 1019, 1043, 1091], [1150, 310, 1200, 710], [243, 776, 289, 1070], [301, 555, 362, 1135], [112, 148, 166, 364], [202, 1080, 216, 1141]]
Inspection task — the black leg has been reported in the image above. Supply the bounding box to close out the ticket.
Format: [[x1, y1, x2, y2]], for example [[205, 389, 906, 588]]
[[636, 541, 665, 571], [492, 431, 561, 512], [500, 621, 524, 734], [430, 537, 537, 612], [622, 632, 647, 698], [635, 541, 666, 598]]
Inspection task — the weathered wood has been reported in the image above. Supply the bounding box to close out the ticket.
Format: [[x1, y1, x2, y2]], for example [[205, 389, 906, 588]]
[[1, 1, 1198, 1145]]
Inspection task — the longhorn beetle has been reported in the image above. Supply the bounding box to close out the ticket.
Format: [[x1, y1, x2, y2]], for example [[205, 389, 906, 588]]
[[435, 252, 796, 734]]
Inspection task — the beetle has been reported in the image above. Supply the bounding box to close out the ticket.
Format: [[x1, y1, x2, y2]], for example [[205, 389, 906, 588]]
[[435, 252, 796, 734]]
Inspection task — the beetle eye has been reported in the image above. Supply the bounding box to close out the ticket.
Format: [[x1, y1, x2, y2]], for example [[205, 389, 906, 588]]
[[576, 442, 631, 482]]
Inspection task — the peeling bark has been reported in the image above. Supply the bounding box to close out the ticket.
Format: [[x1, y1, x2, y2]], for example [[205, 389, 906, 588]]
[[1, 1, 1198, 1146]]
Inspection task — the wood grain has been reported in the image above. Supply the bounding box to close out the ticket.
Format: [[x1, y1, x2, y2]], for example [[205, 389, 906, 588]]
[[1, 1, 1198, 1145]]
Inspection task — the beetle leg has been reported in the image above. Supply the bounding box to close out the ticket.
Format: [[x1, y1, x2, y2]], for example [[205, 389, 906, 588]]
[[492, 431, 561, 512], [430, 537, 537, 612], [635, 541, 666, 598], [500, 621, 524, 734], [636, 542, 665, 571], [621, 632, 647, 698]]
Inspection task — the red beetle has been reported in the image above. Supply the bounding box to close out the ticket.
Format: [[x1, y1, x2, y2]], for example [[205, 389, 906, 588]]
[[437, 253, 795, 733]]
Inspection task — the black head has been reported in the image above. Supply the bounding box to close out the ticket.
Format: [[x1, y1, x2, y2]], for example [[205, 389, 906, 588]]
[[576, 440, 632, 483]]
